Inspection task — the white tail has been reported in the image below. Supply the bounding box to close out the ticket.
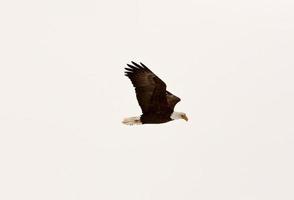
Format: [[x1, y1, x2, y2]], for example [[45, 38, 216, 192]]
[[122, 116, 142, 125]]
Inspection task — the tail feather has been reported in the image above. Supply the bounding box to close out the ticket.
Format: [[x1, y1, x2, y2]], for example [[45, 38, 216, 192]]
[[122, 116, 142, 125]]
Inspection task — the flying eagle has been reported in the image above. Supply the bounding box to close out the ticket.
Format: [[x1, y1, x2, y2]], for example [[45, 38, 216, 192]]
[[122, 61, 188, 125]]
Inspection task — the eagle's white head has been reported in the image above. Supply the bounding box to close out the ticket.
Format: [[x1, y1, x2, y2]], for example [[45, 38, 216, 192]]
[[171, 112, 188, 121]]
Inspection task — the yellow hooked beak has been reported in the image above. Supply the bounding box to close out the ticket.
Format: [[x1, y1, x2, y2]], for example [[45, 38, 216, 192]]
[[182, 114, 188, 121]]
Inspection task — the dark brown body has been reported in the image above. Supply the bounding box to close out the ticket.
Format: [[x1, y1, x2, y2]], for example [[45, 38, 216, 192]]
[[125, 62, 181, 124], [140, 112, 173, 124]]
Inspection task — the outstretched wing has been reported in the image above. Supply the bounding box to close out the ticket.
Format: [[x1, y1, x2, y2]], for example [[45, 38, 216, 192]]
[[166, 91, 181, 111], [125, 61, 168, 114]]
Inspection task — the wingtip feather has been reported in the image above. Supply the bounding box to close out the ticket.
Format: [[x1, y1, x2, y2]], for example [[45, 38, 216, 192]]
[[125, 61, 150, 75], [131, 61, 144, 69]]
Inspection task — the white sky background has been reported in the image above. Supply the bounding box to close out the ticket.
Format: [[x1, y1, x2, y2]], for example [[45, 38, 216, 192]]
[[0, 0, 294, 199]]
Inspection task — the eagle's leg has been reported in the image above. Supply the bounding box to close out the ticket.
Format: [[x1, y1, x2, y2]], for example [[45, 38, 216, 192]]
[[122, 116, 142, 125]]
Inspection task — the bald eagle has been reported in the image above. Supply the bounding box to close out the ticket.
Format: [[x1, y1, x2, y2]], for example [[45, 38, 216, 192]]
[[122, 61, 188, 125]]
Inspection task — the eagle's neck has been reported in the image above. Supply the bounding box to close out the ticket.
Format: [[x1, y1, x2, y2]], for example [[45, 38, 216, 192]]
[[170, 111, 184, 120]]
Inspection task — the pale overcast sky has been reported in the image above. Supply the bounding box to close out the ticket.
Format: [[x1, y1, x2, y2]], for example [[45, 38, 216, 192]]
[[0, 0, 294, 199]]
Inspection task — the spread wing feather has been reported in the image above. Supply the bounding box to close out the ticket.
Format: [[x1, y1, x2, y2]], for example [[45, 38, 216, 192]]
[[125, 61, 180, 114], [166, 91, 181, 111]]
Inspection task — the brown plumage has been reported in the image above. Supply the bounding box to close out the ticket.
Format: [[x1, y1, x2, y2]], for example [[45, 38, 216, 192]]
[[124, 61, 186, 125]]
